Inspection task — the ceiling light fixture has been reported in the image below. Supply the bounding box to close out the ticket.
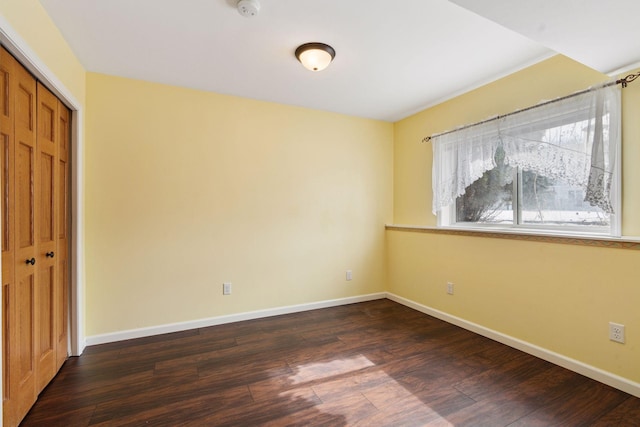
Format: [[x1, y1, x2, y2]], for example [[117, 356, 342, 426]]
[[295, 43, 336, 72]]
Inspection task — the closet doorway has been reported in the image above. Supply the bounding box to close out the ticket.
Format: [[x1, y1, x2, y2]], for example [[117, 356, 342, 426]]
[[1, 45, 71, 427]]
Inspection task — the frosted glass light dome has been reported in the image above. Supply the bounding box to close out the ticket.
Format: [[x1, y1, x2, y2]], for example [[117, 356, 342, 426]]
[[295, 43, 336, 72]]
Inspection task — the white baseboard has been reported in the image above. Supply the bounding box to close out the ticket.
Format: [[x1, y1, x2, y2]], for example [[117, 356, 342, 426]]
[[386, 292, 640, 399], [85, 293, 386, 346]]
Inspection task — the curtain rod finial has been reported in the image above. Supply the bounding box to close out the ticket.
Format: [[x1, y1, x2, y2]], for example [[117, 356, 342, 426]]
[[422, 136, 431, 143], [618, 72, 640, 88]]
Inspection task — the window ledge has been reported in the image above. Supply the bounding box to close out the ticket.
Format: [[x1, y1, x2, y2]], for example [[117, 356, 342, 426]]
[[385, 224, 640, 250]]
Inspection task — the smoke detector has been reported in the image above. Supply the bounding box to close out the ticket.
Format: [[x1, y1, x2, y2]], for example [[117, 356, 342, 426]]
[[237, 0, 260, 18]]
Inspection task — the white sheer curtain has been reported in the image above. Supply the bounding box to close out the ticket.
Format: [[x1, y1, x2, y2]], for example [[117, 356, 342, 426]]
[[432, 120, 501, 214], [431, 84, 621, 214]]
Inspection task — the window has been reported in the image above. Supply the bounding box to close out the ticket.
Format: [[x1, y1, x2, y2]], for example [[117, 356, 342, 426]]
[[432, 84, 621, 236]]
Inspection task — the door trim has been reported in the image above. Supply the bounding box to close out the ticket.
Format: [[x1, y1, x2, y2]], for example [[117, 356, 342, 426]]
[[0, 15, 85, 365]]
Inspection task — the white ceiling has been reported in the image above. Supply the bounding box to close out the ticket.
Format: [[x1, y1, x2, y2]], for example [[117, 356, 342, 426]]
[[451, 0, 640, 76], [36, 0, 639, 122]]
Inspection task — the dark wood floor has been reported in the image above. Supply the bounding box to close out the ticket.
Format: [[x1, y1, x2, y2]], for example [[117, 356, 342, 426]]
[[22, 299, 640, 426]]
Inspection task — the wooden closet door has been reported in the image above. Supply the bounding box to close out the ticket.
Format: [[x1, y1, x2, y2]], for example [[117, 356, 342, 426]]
[[1, 46, 19, 427], [3, 47, 39, 426], [2, 46, 70, 427], [56, 102, 70, 371], [35, 83, 58, 393]]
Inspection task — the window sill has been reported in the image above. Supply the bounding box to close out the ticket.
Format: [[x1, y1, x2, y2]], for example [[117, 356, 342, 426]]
[[385, 224, 640, 250]]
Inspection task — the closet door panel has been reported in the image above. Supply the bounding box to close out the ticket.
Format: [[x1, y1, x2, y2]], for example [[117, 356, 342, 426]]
[[9, 53, 38, 426], [35, 83, 58, 392], [1, 47, 18, 426], [1, 133, 13, 400], [16, 274, 34, 383], [55, 104, 69, 369], [15, 108, 35, 252]]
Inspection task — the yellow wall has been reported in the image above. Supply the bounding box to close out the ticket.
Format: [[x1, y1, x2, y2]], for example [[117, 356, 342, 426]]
[[390, 55, 640, 383], [85, 73, 393, 336]]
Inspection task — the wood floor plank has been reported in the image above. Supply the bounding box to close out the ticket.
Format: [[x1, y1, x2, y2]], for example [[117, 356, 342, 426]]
[[506, 376, 632, 426], [89, 385, 253, 426], [452, 351, 550, 400], [311, 366, 396, 404], [18, 405, 96, 427], [182, 387, 324, 427], [20, 299, 640, 426], [261, 389, 378, 427], [591, 396, 640, 426]]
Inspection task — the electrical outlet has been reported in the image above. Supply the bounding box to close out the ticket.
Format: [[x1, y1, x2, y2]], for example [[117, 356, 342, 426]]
[[447, 282, 454, 295], [223, 282, 232, 295], [346, 270, 353, 281], [609, 322, 625, 344]]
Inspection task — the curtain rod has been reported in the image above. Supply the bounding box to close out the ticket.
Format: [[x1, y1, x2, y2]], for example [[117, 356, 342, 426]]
[[421, 71, 640, 143]]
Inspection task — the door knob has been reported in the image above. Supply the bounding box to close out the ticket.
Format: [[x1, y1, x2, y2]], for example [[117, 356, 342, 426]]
[[46, 252, 55, 258], [25, 258, 36, 265]]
